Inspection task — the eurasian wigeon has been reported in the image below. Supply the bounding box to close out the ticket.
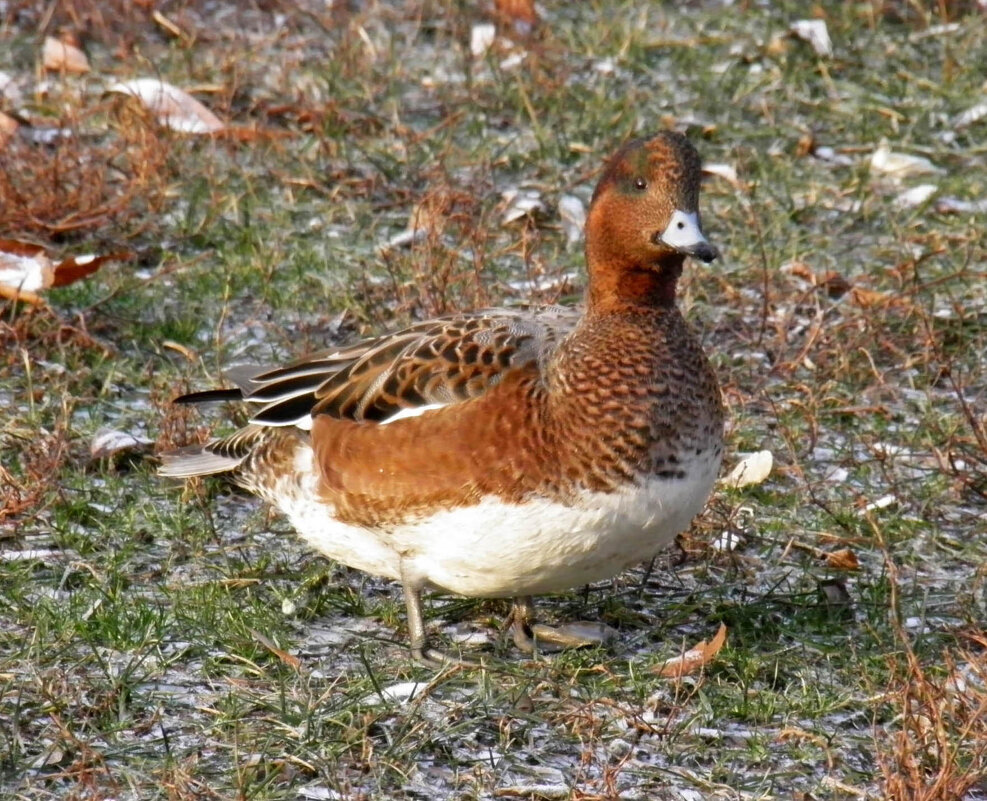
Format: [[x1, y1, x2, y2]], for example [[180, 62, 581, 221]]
[[160, 131, 724, 665]]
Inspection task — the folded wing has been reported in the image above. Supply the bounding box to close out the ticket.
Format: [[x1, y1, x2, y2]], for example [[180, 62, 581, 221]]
[[169, 305, 578, 430]]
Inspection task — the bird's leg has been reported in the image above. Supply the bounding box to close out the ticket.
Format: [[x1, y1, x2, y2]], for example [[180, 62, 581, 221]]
[[401, 564, 483, 667], [510, 595, 617, 654]]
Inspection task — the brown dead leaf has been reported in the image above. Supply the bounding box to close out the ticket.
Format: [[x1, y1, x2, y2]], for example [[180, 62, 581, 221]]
[[825, 548, 860, 571], [818, 579, 853, 611], [0, 238, 49, 260], [162, 340, 198, 362], [151, 9, 191, 42], [249, 629, 301, 671], [657, 623, 728, 678], [0, 241, 129, 299], [494, 0, 539, 35], [0, 111, 17, 147], [817, 270, 852, 298], [850, 286, 897, 309], [51, 251, 130, 288], [789, 540, 861, 571], [783, 260, 815, 282], [214, 124, 292, 143], [782, 261, 852, 297], [0, 284, 45, 306], [42, 37, 90, 74], [795, 131, 816, 157], [765, 33, 790, 57]]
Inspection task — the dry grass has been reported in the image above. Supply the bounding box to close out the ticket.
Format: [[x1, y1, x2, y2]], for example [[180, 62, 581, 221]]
[[877, 552, 987, 799], [0, 105, 173, 243]]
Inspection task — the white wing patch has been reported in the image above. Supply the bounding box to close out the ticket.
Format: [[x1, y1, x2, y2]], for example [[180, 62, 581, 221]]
[[378, 403, 448, 426]]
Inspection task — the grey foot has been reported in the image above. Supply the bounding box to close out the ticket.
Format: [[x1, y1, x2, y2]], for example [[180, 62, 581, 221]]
[[511, 596, 618, 654], [411, 644, 482, 669], [402, 565, 487, 668]]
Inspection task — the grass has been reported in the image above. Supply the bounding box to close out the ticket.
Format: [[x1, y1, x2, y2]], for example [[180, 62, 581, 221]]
[[2, 0, 987, 798]]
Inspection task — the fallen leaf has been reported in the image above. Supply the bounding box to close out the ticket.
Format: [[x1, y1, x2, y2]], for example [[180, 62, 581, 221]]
[[360, 681, 430, 706], [162, 340, 198, 362], [470, 23, 497, 57], [954, 100, 987, 129], [0, 285, 45, 305], [152, 9, 190, 42], [764, 33, 790, 58], [849, 286, 893, 309], [817, 270, 852, 298], [894, 184, 938, 209], [52, 252, 130, 288], [0, 70, 22, 105], [30, 742, 69, 770], [818, 579, 853, 612], [42, 37, 90, 74], [722, 450, 773, 488], [795, 131, 816, 157], [1, 241, 128, 301], [825, 548, 860, 570], [789, 20, 833, 57], [501, 187, 545, 225], [781, 259, 815, 283], [108, 78, 224, 134], [249, 629, 301, 670], [710, 530, 742, 552], [870, 140, 944, 178], [90, 428, 153, 460], [782, 261, 851, 296], [657, 623, 728, 677], [702, 162, 741, 189], [0, 239, 54, 293], [0, 111, 18, 146], [494, 0, 539, 37], [558, 194, 586, 246], [935, 196, 987, 215]]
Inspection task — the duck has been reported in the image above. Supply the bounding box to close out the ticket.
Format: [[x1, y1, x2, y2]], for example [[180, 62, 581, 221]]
[[159, 131, 725, 665]]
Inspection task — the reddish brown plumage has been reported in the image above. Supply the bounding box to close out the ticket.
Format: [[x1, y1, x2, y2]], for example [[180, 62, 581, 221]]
[[303, 304, 722, 529], [159, 131, 725, 662], [164, 131, 722, 520], [586, 133, 704, 310]]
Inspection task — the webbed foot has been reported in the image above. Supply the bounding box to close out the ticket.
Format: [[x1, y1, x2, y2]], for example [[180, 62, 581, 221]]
[[510, 596, 617, 654]]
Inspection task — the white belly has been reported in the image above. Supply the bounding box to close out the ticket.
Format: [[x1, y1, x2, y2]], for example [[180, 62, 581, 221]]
[[271, 443, 720, 598]]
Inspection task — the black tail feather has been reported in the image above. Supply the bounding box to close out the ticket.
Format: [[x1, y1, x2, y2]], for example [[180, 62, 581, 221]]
[[173, 387, 244, 405]]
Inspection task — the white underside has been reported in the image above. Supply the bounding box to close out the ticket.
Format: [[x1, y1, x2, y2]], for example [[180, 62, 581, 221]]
[[273, 442, 720, 598]]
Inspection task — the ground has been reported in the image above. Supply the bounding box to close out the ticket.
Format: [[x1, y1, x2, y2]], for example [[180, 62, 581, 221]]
[[1, 1, 986, 799]]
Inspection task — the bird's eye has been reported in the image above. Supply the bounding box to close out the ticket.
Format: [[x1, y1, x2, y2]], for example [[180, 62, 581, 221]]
[[634, 178, 647, 190]]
